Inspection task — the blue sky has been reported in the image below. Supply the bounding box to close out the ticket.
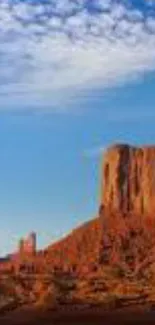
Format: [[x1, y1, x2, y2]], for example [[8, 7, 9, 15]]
[[1, 0, 155, 255]]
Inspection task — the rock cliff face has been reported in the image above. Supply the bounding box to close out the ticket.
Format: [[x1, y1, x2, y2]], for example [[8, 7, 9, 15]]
[[101, 144, 155, 215]]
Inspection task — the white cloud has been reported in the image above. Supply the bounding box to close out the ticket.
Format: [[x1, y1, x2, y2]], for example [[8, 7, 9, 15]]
[[94, 0, 112, 10], [146, 17, 155, 32], [0, 0, 155, 110]]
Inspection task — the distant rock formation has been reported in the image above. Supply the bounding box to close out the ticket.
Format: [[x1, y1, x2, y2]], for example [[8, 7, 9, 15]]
[[19, 232, 36, 256], [101, 143, 155, 215]]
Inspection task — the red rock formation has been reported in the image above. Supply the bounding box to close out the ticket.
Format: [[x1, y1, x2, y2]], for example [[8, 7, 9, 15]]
[[2, 143, 155, 278], [101, 144, 155, 215], [19, 232, 36, 256], [0, 233, 37, 274], [2, 144, 155, 311]]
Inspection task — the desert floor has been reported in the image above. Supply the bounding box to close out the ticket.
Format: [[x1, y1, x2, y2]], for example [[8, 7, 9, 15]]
[[1, 305, 155, 325]]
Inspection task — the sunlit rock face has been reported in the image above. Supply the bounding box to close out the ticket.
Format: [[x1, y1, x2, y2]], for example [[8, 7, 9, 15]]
[[101, 144, 155, 215]]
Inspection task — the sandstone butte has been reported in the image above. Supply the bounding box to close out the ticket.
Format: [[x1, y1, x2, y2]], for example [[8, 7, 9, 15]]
[[2, 144, 155, 313], [101, 143, 155, 216], [1, 143, 155, 275]]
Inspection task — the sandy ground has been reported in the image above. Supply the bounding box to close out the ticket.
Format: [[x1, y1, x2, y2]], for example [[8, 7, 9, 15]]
[[1, 305, 155, 325]]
